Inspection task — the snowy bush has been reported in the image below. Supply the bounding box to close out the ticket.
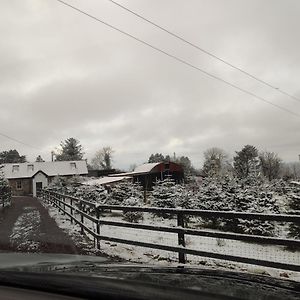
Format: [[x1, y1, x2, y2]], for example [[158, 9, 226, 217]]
[[104, 182, 144, 222], [105, 182, 143, 205], [192, 177, 280, 236], [288, 193, 300, 239], [122, 196, 143, 223], [150, 178, 183, 218], [74, 184, 107, 204], [150, 179, 177, 208]]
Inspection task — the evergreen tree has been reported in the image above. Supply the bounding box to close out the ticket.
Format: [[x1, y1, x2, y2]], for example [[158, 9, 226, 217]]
[[0, 166, 11, 206], [193, 177, 279, 236], [106, 181, 144, 222], [148, 153, 165, 163], [150, 178, 177, 209], [234, 145, 259, 179], [149, 178, 188, 218], [0, 149, 26, 163], [35, 155, 45, 162], [55, 138, 84, 161], [105, 181, 143, 205], [288, 193, 300, 239]]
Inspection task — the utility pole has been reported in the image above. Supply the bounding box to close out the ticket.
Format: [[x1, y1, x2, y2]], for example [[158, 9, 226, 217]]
[[51, 151, 55, 162]]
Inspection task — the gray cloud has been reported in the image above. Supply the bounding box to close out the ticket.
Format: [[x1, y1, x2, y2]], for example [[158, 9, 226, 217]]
[[1, 0, 300, 169]]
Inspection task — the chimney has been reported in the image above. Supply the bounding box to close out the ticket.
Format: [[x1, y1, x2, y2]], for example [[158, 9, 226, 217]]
[[51, 151, 55, 162]]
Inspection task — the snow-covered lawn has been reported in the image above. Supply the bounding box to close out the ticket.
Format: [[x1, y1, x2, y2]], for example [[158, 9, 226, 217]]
[[10, 206, 41, 252], [42, 201, 300, 281]]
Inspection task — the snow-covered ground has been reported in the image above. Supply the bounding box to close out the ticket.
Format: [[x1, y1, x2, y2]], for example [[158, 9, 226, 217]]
[[42, 201, 300, 282], [10, 206, 41, 252]]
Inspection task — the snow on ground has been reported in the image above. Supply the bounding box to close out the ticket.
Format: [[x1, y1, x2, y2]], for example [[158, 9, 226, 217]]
[[42, 200, 300, 282], [10, 207, 41, 252]]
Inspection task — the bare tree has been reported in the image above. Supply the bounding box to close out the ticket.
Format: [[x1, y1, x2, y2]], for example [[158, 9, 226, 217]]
[[203, 147, 231, 177], [91, 146, 114, 170], [280, 162, 300, 180], [259, 151, 281, 181]]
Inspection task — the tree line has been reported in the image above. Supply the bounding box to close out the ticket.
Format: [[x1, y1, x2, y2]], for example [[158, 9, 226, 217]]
[[202, 145, 299, 181], [0, 138, 299, 181]]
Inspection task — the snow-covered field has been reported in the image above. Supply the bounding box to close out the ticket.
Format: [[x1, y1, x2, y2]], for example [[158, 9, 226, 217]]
[[42, 201, 300, 282]]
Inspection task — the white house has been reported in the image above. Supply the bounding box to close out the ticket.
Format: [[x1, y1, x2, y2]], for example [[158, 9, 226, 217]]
[[2, 160, 88, 197]]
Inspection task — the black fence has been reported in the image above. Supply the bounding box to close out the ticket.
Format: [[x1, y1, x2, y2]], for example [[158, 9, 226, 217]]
[[39, 189, 300, 272]]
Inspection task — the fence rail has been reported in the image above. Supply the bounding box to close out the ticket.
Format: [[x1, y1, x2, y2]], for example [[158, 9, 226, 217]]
[[39, 189, 300, 272]]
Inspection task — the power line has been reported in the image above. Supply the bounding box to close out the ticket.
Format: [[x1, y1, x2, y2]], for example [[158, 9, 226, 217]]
[[107, 0, 300, 103], [55, 0, 300, 118], [0, 132, 40, 150]]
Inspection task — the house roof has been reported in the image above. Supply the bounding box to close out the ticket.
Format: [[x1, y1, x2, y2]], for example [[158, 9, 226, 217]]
[[2, 160, 88, 179], [134, 162, 161, 173], [111, 162, 162, 177], [83, 176, 128, 186]]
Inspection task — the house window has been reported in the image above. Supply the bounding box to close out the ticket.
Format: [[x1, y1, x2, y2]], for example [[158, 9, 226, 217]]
[[16, 180, 22, 190], [165, 163, 170, 170], [12, 165, 19, 172], [70, 162, 77, 169], [27, 164, 34, 172]]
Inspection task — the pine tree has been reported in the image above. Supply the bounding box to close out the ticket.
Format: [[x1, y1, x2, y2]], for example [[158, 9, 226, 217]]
[[0, 149, 26, 164], [35, 155, 45, 162], [106, 181, 144, 222], [234, 145, 260, 179], [55, 138, 84, 161], [150, 178, 178, 209]]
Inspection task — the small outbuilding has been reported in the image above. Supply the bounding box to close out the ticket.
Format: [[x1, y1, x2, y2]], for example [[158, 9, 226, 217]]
[[111, 162, 184, 190], [2, 160, 88, 197]]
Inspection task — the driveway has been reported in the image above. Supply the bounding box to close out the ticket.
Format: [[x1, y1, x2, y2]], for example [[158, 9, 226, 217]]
[[0, 196, 83, 254]]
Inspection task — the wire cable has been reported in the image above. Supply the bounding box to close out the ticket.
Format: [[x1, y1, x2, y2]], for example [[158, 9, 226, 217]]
[[55, 0, 300, 118], [0, 132, 40, 150], [107, 0, 300, 103]]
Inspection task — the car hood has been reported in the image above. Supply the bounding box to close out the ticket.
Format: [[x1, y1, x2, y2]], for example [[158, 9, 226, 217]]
[[0, 252, 300, 300], [0, 252, 108, 269]]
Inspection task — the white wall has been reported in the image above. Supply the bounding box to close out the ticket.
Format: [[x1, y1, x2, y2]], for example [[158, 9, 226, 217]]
[[32, 172, 48, 197]]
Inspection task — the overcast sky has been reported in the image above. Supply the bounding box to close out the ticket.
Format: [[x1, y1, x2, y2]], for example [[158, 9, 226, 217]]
[[1, 0, 300, 170]]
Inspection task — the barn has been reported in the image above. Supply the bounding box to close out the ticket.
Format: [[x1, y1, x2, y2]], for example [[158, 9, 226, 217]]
[[2, 160, 88, 197], [111, 162, 184, 190]]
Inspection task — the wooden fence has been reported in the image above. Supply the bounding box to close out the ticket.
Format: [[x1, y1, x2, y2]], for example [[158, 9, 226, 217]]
[[39, 189, 300, 272]]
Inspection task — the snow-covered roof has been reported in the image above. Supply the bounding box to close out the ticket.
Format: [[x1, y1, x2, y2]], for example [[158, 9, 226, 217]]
[[110, 162, 162, 177], [83, 176, 128, 186], [2, 160, 88, 179], [133, 162, 161, 173]]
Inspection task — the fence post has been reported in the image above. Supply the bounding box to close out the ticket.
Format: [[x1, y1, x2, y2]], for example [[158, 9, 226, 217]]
[[62, 195, 65, 215], [58, 194, 61, 213], [96, 208, 100, 250], [70, 198, 73, 224], [80, 201, 84, 235], [177, 212, 186, 264]]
